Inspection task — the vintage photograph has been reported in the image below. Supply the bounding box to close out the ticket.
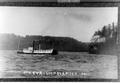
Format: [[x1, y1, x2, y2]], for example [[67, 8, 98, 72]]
[[0, 7, 118, 79]]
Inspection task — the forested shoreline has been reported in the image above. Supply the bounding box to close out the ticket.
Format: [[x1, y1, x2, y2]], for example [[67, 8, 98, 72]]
[[0, 33, 89, 52], [89, 22, 118, 54], [0, 22, 118, 54]]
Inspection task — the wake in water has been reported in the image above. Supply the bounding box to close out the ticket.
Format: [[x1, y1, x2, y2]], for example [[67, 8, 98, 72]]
[[0, 50, 117, 79]]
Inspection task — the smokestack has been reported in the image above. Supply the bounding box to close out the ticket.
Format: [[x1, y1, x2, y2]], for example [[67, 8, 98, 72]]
[[32, 40, 35, 52]]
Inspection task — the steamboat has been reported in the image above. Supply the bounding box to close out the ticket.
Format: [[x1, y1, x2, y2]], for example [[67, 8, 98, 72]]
[[17, 40, 58, 55]]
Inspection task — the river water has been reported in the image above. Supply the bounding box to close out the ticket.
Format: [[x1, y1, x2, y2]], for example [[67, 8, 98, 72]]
[[0, 50, 118, 79]]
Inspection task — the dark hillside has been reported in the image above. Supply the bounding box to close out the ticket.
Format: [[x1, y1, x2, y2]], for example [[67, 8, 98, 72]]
[[0, 33, 89, 52]]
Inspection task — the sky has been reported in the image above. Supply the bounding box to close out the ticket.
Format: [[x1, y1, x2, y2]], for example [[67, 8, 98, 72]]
[[0, 7, 118, 42]]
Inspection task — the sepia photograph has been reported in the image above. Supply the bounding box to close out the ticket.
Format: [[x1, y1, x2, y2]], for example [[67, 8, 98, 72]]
[[0, 0, 119, 82]]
